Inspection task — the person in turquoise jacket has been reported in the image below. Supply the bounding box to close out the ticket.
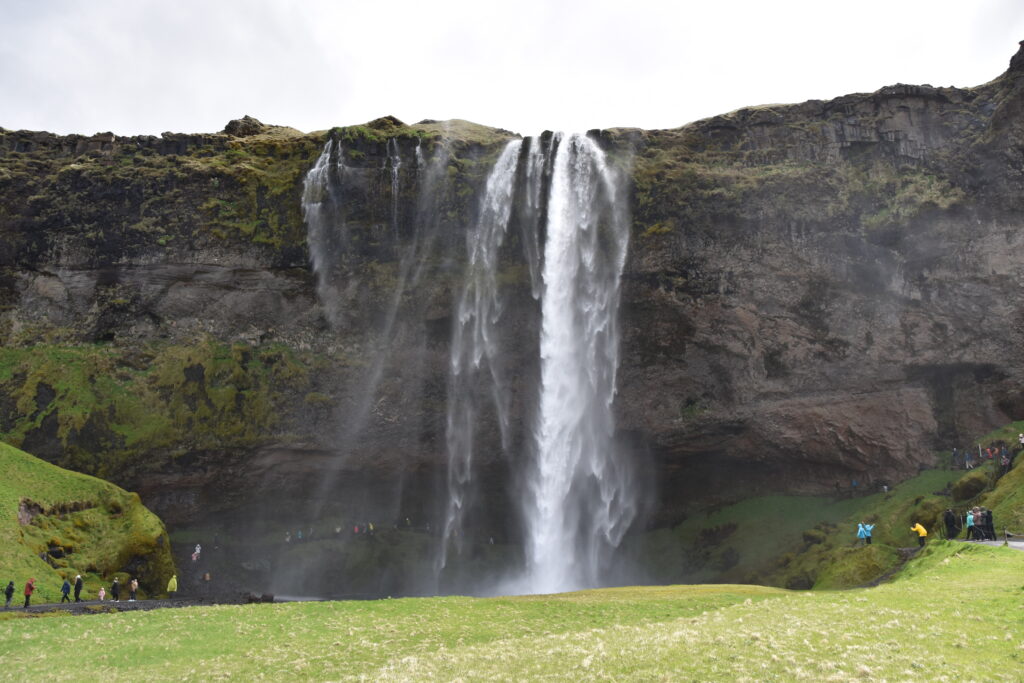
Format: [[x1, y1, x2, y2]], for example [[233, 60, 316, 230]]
[[857, 522, 875, 545]]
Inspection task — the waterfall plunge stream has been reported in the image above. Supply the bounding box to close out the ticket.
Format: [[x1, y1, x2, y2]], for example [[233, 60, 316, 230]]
[[523, 134, 634, 593], [442, 133, 635, 594]]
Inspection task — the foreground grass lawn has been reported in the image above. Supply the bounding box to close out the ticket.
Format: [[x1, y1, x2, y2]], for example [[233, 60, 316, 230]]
[[0, 542, 1021, 681]]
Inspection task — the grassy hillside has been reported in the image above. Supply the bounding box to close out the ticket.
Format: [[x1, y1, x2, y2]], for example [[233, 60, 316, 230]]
[[635, 419, 1024, 590], [633, 468, 963, 589], [0, 542, 1019, 680], [0, 441, 175, 603]]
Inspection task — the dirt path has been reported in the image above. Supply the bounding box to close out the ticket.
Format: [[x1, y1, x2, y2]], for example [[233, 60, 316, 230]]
[[8, 596, 237, 617]]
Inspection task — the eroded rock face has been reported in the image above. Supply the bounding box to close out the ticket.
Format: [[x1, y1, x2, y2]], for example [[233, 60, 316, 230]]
[[2, 48, 1024, 539]]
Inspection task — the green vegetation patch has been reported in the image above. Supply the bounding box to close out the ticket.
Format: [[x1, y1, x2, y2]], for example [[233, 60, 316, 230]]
[[0, 338, 314, 476]]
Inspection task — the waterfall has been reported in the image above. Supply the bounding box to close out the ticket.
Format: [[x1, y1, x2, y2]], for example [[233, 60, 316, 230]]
[[441, 133, 635, 594], [523, 133, 634, 594], [302, 139, 346, 328], [386, 137, 402, 242], [440, 140, 522, 570], [519, 137, 547, 300], [301, 129, 636, 597]]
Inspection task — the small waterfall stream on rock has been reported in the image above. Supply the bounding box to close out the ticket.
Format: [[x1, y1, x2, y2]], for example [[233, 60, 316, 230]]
[[440, 140, 522, 572]]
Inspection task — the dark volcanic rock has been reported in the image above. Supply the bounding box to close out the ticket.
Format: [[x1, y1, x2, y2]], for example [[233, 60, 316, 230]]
[[1, 46, 1023, 551], [223, 115, 268, 137]]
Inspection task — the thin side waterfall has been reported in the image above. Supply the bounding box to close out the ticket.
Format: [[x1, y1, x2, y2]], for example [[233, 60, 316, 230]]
[[440, 139, 523, 570], [303, 139, 347, 328], [519, 137, 547, 299], [387, 137, 402, 241], [523, 133, 635, 594]]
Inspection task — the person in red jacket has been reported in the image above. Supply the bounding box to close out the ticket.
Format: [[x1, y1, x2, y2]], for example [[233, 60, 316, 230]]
[[23, 578, 35, 608]]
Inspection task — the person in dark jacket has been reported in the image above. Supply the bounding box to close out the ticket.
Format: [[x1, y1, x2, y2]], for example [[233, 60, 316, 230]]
[[4, 581, 14, 608], [111, 577, 121, 602], [60, 578, 72, 603], [981, 508, 995, 540], [943, 509, 958, 539], [23, 578, 35, 608], [73, 574, 83, 602]]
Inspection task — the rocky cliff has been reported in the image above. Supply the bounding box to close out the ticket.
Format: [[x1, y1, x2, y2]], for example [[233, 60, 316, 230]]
[[2, 45, 1023, 581]]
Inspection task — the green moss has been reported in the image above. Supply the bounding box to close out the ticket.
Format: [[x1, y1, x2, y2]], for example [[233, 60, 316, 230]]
[[0, 339, 315, 477], [951, 468, 990, 501]]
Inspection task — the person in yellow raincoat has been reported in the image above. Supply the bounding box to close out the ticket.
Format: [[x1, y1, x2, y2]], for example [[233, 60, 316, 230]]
[[167, 574, 178, 598], [911, 522, 928, 548]]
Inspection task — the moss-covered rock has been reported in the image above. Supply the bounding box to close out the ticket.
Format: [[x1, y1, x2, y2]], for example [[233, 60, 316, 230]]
[[812, 544, 901, 589], [951, 469, 990, 502], [0, 441, 175, 601]]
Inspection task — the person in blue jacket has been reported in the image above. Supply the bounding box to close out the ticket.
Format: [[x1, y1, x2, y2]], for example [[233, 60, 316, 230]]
[[60, 578, 72, 603], [857, 522, 875, 545]]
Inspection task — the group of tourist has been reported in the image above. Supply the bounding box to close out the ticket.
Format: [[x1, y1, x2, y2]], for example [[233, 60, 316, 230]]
[[283, 517, 424, 544], [3, 573, 179, 609], [945, 506, 998, 541], [952, 442, 1016, 473]]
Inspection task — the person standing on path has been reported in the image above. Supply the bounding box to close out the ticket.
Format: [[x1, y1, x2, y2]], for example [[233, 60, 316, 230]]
[[129, 577, 138, 601], [73, 574, 83, 602], [23, 578, 35, 608], [943, 509, 958, 539], [4, 581, 14, 609], [167, 574, 177, 599], [60, 578, 71, 603], [110, 577, 120, 602], [97, 587, 105, 601], [965, 509, 976, 540], [911, 522, 928, 548]]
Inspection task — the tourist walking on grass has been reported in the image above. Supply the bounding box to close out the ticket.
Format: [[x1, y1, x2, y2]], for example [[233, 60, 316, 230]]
[[74, 574, 83, 602], [23, 578, 35, 608], [911, 522, 928, 548], [167, 574, 177, 599], [111, 577, 120, 602], [856, 522, 874, 545], [4, 581, 14, 608], [129, 578, 138, 601], [60, 578, 72, 603]]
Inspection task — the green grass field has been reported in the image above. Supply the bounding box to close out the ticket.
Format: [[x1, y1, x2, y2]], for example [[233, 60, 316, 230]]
[[0, 541, 1020, 681]]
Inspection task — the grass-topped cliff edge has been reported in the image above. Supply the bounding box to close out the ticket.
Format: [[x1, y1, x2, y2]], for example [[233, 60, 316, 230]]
[[0, 541, 1020, 680], [0, 441, 175, 603]]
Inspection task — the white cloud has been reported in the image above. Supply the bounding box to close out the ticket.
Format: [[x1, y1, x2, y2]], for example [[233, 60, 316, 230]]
[[1, 0, 1022, 136]]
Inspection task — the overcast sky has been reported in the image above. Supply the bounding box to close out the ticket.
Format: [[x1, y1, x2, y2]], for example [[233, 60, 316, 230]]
[[2, 0, 1023, 137]]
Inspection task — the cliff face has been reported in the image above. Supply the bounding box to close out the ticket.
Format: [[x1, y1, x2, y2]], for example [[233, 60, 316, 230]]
[[2, 48, 1023, 546]]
